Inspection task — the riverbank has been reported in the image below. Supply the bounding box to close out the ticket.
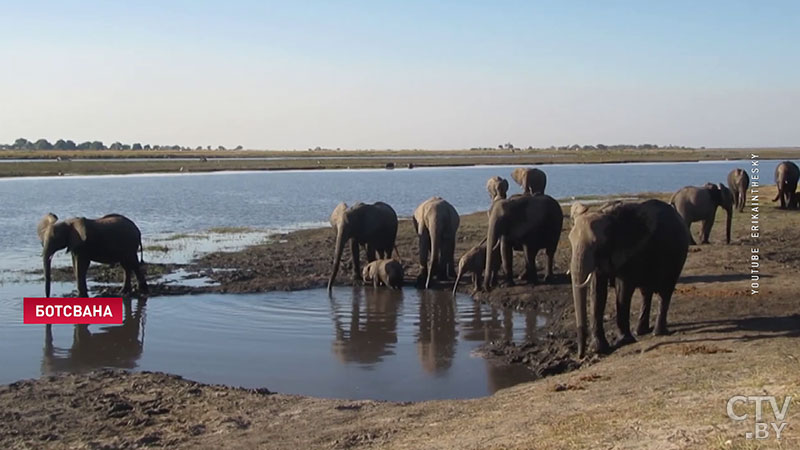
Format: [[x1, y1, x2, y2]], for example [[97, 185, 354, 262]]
[[5, 186, 799, 448], [0, 147, 796, 177]]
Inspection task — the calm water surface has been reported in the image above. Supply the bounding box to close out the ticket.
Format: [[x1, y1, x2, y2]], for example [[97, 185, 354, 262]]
[[0, 283, 541, 401], [0, 159, 789, 400]]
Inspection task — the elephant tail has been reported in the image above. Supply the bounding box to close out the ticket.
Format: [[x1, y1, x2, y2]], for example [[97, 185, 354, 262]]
[[139, 238, 145, 265]]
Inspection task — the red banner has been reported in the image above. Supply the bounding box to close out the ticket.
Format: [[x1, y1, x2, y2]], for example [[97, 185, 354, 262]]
[[23, 298, 124, 324]]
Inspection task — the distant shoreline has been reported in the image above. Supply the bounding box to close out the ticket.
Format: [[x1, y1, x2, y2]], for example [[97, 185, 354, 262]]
[[0, 147, 796, 178]]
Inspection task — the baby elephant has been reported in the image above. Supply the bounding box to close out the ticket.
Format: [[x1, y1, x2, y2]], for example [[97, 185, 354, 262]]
[[362, 259, 404, 289], [452, 241, 500, 295]]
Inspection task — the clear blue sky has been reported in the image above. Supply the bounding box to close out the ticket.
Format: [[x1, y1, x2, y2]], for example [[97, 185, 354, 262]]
[[1, 1, 798, 149]]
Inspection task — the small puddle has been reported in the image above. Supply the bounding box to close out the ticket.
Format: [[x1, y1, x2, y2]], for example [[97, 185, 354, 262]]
[[0, 285, 546, 401]]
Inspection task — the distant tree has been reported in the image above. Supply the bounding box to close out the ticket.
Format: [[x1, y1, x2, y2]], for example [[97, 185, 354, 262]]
[[217, 145, 226, 151], [132, 143, 142, 150], [235, 145, 243, 150], [34, 139, 53, 150], [152, 145, 161, 150], [171, 145, 181, 150], [13, 138, 31, 149], [77, 141, 92, 150], [143, 144, 151, 151], [122, 144, 131, 150], [195, 146, 202, 151], [109, 142, 123, 150], [207, 145, 212, 150], [597, 144, 607, 150], [89, 141, 105, 150], [54, 139, 67, 149]]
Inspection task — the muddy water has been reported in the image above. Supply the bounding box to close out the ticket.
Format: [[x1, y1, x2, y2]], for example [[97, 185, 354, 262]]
[[0, 283, 542, 401]]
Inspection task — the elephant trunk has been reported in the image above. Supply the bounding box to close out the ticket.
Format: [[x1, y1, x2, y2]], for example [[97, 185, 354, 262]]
[[328, 227, 346, 293], [452, 264, 463, 296], [570, 245, 594, 359]]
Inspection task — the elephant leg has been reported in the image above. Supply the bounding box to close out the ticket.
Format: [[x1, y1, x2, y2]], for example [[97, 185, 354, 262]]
[[684, 218, 697, 245], [417, 230, 430, 286], [472, 272, 482, 295], [636, 288, 654, 335], [526, 246, 538, 283], [134, 261, 149, 294], [654, 289, 674, 335], [544, 246, 555, 282], [350, 240, 362, 285], [501, 239, 514, 285], [700, 215, 715, 244], [366, 244, 377, 262], [444, 238, 457, 279], [592, 273, 611, 354], [121, 264, 133, 294], [614, 279, 636, 346], [73, 254, 90, 298]]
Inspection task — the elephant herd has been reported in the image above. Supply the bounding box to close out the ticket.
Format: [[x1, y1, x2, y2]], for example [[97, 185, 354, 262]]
[[37, 161, 799, 359]]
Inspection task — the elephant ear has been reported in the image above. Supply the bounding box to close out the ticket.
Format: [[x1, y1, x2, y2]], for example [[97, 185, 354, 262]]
[[607, 203, 658, 270], [570, 202, 589, 219], [66, 218, 88, 252], [718, 183, 733, 208], [706, 183, 722, 205], [510, 168, 524, 185], [37, 213, 58, 244], [330, 203, 348, 228]]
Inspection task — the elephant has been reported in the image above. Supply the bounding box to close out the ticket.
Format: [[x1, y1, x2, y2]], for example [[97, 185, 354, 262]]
[[412, 197, 460, 289], [670, 183, 733, 245], [727, 168, 750, 213], [362, 259, 404, 289], [486, 176, 509, 202], [37, 213, 148, 298], [452, 238, 500, 295], [330, 287, 402, 365], [569, 200, 689, 358], [510, 167, 547, 195], [483, 194, 563, 290], [42, 298, 145, 374], [773, 161, 800, 209], [328, 202, 398, 292]]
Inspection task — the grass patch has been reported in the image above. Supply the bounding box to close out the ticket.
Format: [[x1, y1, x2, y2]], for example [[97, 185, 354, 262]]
[[145, 245, 170, 253], [208, 226, 253, 234]]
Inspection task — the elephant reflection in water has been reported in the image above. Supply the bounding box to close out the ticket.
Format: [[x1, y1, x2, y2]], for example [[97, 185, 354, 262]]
[[460, 301, 541, 344], [459, 300, 541, 392], [330, 287, 402, 365], [416, 290, 458, 374], [42, 298, 146, 375]]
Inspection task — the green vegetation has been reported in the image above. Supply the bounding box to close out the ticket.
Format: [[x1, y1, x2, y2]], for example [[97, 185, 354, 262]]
[[144, 245, 170, 253], [208, 227, 254, 234]]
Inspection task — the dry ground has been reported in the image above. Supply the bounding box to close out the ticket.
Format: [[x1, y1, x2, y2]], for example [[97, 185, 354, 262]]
[[3, 186, 799, 449]]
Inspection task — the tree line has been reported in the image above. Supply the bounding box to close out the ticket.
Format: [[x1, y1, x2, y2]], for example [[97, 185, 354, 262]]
[[470, 143, 696, 151], [2, 138, 244, 151]]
